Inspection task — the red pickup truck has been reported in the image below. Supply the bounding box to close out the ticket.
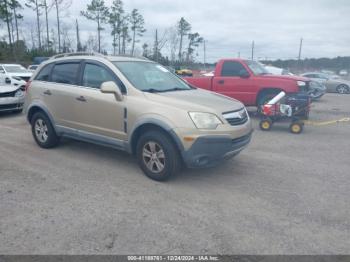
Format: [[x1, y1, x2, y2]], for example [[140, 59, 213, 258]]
[[184, 59, 310, 108]]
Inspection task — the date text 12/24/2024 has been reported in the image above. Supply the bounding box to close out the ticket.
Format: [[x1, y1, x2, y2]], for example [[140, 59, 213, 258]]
[[127, 256, 219, 261]]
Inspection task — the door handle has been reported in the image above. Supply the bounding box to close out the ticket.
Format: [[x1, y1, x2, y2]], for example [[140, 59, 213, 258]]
[[43, 90, 52, 95], [218, 80, 225, 84], [76, 96, 87, 102]]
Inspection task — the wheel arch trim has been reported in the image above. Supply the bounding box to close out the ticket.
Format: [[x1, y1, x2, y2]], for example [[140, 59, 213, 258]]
[[128, 117, 184, 154]]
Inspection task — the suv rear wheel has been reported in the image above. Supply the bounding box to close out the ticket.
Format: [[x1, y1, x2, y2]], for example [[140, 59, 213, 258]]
[[136, 130, 181, 181], [31, 112, 60, 148]]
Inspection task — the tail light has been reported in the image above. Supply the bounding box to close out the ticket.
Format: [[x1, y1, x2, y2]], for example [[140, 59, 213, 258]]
[[25, 80, 32, 93]]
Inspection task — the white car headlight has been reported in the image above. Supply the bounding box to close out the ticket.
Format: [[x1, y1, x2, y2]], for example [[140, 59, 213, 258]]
[[15, 89, 24, 97], [189, 112, 222, 129], [297, 81, 306, 87]]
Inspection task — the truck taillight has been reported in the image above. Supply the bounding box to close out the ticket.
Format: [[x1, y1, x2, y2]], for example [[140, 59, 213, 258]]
[[25, 80, 32, 92]]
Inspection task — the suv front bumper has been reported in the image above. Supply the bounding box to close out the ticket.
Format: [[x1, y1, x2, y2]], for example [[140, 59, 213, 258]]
[[182, 130, 253, 168]]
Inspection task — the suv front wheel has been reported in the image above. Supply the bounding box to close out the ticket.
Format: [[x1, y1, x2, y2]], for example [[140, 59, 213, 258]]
[[136, 130, 181, 181], [31, 112, 60, 148]]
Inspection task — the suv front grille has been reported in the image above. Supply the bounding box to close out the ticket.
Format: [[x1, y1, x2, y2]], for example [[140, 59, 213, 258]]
[[223, 108, 249, 126], [0, 91, 16, 98]]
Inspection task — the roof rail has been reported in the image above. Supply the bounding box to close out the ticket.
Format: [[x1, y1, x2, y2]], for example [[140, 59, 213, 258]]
[[109, 54, 150, 61], [49, 52, 106, 60]]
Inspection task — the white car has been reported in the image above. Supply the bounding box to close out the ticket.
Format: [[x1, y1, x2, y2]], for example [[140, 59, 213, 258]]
[[0, 74, 26, 90], [0, 64, 32, 82], [264, 65, 293, 76], [0, 85, 26, 113], [28, 65, 39, 72]]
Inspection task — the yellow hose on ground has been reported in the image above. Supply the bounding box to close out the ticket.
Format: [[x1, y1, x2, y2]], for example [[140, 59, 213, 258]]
[[304, 118, 350, 126]]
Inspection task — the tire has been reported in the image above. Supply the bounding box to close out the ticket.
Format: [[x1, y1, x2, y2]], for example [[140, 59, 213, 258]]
[[336, 84, 349, 94], [31, 112, 60, 148], [289, 121, 304, 134], [136, 130, 181, 181], [259, 118, 273, 131]]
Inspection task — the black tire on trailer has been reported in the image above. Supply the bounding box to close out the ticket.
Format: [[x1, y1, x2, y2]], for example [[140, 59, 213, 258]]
[[289, 121, 304, 134], [259, 118, 273, 131]]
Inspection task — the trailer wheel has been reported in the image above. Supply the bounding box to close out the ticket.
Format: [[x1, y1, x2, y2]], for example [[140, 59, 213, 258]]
[[259, 118, 273, 131], [289, 121, 303, 134]]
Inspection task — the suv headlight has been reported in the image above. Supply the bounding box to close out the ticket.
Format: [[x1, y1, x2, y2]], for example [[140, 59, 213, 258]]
[[15, 89, 24, 97], [189, 112, 222, 129], [297, 81, 306, 87]]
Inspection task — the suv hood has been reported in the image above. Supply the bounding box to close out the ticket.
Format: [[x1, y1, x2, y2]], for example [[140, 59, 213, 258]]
[[145, 89, 244, 113]]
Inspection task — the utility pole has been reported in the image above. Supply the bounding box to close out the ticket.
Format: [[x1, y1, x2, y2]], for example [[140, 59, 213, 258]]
[[298, 38, 303, 72], [238, 51, 240, 58], [298, 38, 303, 61], [251, 41, 255, 60], [203, 40, 207, 70], [76, 19, 82, 52]]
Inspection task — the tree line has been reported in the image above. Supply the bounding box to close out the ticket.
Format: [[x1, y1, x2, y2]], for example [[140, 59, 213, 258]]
[[0, 0, 204, 66]]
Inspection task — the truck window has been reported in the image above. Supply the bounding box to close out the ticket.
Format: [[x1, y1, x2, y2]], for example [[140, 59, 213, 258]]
[[221, 61, 248, 77]]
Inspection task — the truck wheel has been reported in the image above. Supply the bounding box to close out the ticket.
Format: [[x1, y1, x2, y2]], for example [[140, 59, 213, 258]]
[[136, 130, 181, 181], [31, 112, 60, 148]]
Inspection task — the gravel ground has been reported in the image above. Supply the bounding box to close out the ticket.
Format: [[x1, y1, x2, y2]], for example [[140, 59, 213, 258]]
[[0, 93, 349, 255]]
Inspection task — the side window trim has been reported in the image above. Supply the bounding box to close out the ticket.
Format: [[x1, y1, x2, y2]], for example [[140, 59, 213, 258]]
[[81, 60, 127, 93]]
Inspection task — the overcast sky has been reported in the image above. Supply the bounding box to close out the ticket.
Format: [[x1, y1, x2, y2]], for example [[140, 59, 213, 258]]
[[13, 0, 350, 62]]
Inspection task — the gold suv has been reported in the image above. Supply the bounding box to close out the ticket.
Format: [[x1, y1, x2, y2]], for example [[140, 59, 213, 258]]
[[24, 53, 253, 181]]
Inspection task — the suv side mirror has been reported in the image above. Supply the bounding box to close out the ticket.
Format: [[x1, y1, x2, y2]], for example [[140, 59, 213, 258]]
[[101, 81, 124, 101], [239, 70, 250, 78]]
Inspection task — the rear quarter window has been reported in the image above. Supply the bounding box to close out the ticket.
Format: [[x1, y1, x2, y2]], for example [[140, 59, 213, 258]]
[[35, 63, 53, 81]]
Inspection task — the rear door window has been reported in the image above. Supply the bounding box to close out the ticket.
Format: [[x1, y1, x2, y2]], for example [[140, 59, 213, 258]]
[[35, 64, 53, 81], [51, 63, 80, 85]]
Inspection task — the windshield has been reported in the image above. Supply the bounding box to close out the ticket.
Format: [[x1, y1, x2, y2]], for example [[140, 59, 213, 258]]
[[245, 60, 269, 75], [113, 61, 192, 92], [3, 65, 28, 73]]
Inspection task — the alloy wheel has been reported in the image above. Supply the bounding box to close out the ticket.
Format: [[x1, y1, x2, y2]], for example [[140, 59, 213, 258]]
[[142, 141, 166, 173], [34, 119, 49, 143]]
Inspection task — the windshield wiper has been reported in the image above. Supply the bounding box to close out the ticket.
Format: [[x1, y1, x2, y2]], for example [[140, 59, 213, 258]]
[[143, 88, 163, 93], [161, 87, 191, 92]]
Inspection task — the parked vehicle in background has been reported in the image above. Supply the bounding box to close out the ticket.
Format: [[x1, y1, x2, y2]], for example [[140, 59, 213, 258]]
[[0, 74, 26, 90], [176, 68, 193, 77], [264, 65, 293, 76], [308, 80, 326, 100], [301, 72, 350, 94], [339, 70, 348, 76], [0, 84, 26, 113], [24, 53, 253, 181], [0, 64, 32, 82], [28, 65, 39, 72], [262, 66, 325, 100], [184, 59, 311, 116]]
